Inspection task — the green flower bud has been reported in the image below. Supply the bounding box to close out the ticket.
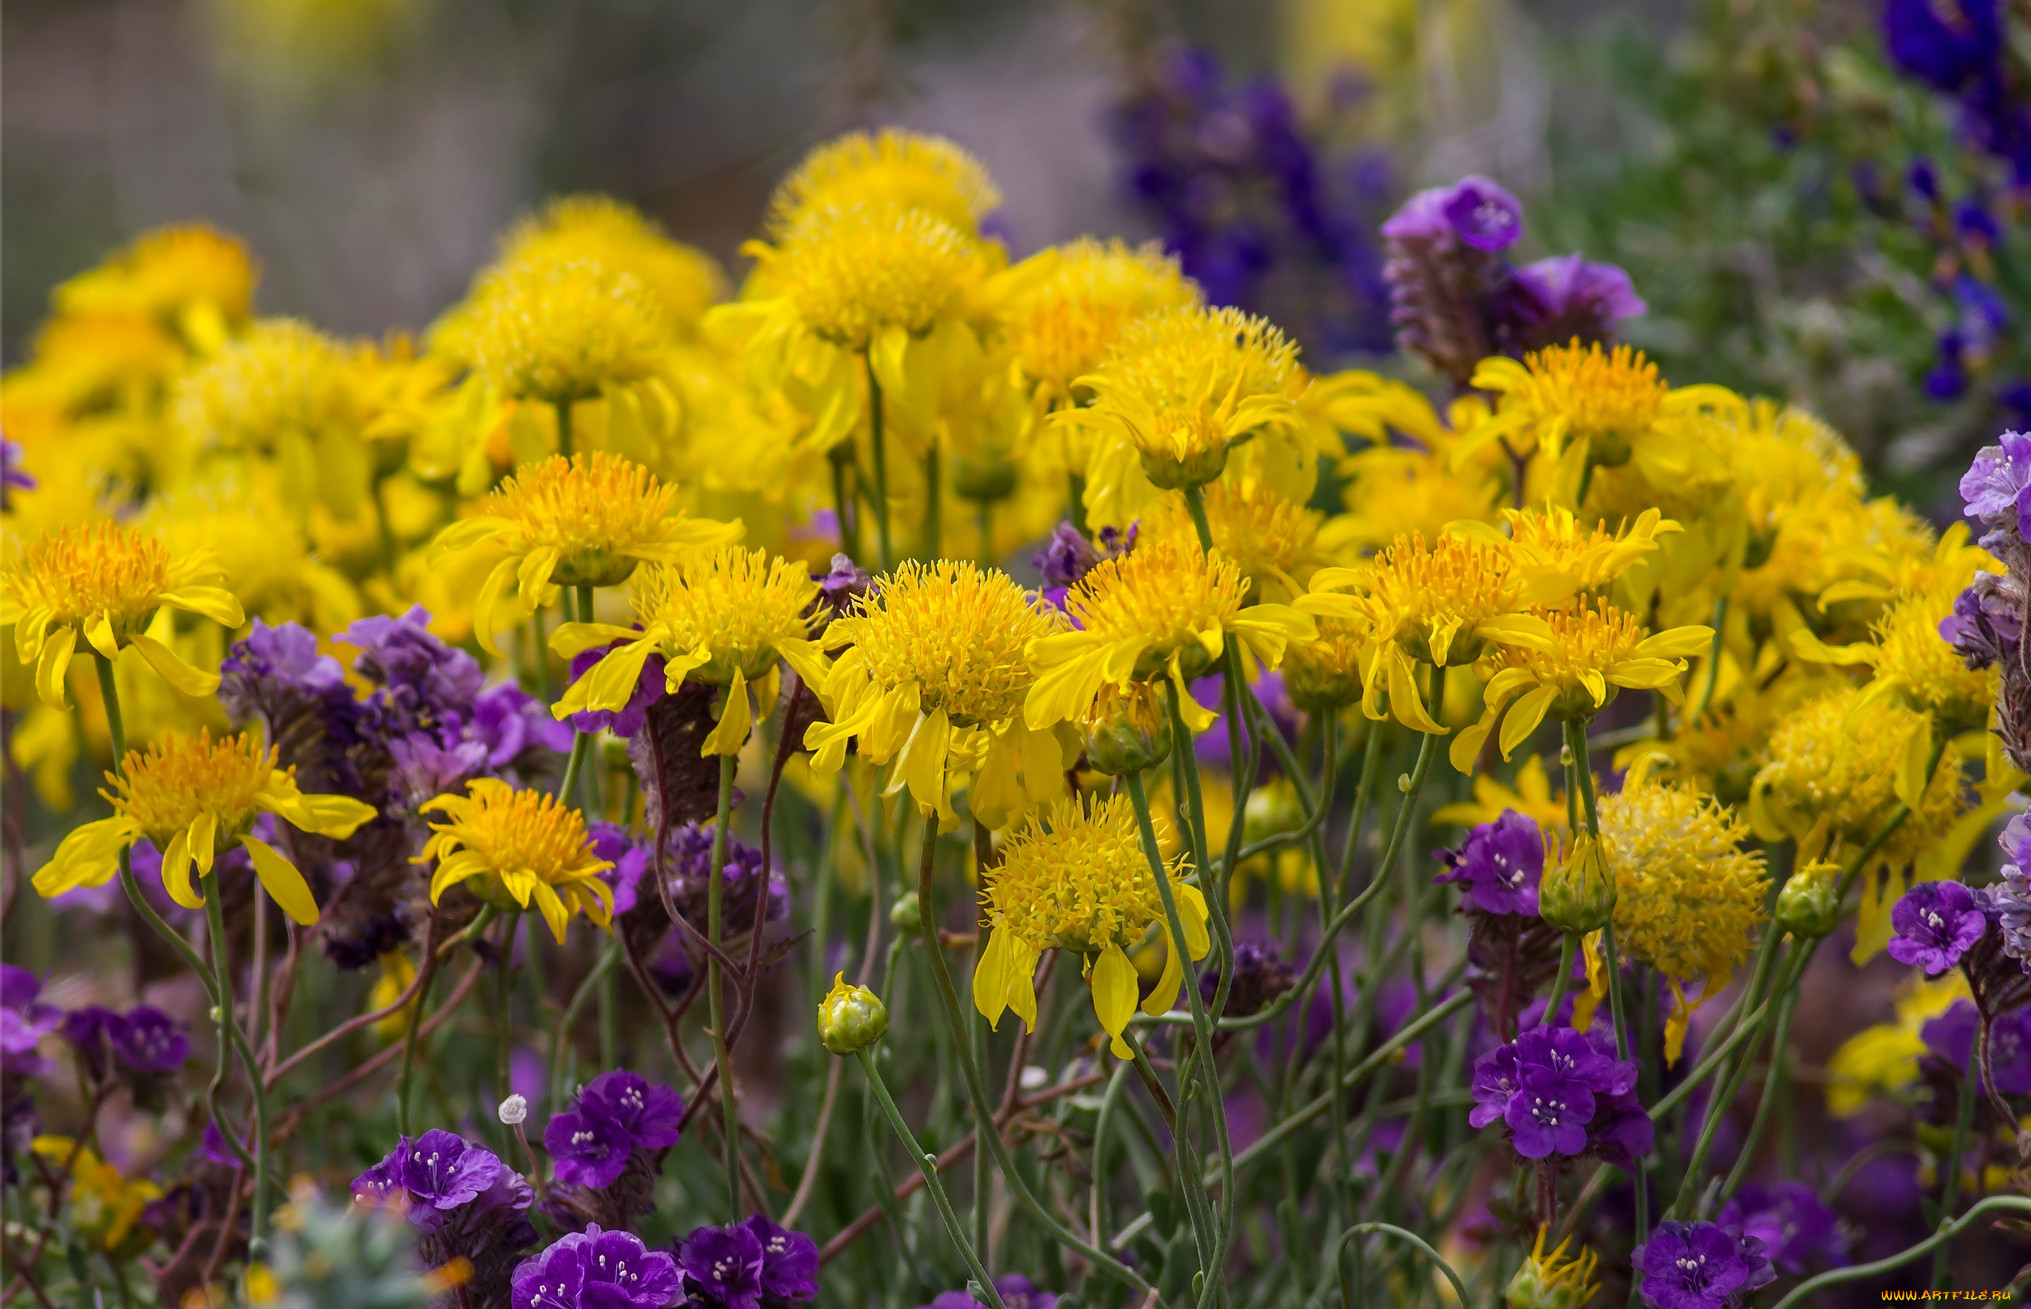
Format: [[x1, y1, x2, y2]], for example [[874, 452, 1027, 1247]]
[[1138, 441, 1229, 493], [1775, 859, 1843, 940], [818, 972, 888, 1055], [1539, 833, 1616, 935], [889, 892, 921, 933], [1081, 683, 1172, 776], [952, 453, 1018, 502], [1505, 1225, 1600, 1309]]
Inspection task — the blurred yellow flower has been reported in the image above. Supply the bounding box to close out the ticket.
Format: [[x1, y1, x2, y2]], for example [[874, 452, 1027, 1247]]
[[417, 780, 613, 943]]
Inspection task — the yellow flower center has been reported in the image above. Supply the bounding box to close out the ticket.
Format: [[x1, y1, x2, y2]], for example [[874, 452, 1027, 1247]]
[[1872, 590, 1996, 732], [1066, 542, 1249, 680], [832, 560, 1058, 726], [1146, 479, 1322, 603], [106, 730, 277, 845], [1504, 597, 1649, 709], [1358, 532, 1529, 665], [1082, 305, 1298, 475], [983, 794, 1181, 955], [480, 452, 681, 588], [501, 196, 726, 329], [6, 523, 176, 633], [632, 546, 820, 684], [172, 319, 359, 452], [1501, 341, 1666, 462], [437, 786, 596, 880], [1598, 779, 1766, 985], [766, 203, 982, 350], [466, 250, 668, 403], [767, 129, 1000, 236], [1005, 238, 1198, 396]]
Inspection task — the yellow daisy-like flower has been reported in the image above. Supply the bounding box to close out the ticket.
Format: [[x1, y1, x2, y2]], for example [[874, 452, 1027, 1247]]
[[416, 779, 614, 943], [1431, 754, 1568, 837], [753, 202, 984, 352], [1311, 531, 1570, 736], [1024, 541, 1318, 737], [1460, 342, 1728, 502], [1594, 776, 1767, 1060], [1002, 237, 1201, 410], [3, 522, 245, 705], [1063, 304, 1302, 504], [805, 560, 1069, 823], [1793, 573, 1998, 757], [973, 793, 1210, 1059], [766, 129, 1001, 236], [1143, 480, 1326, 605], [552, 545, 828, 756], [431, 452, 744, 655], [1449, 597, 1712, 771], [31, 730, 375, 923], [139, 484, 362, 635], [53, 223, 257, 352], [500, 195, 726, 330], [1281, 615, 1369, 713], [1323, 441, 1508, 553], [1490, 503, 1680, 593], [30, 1137, 164, 1256], [466, 249, 670, 405]]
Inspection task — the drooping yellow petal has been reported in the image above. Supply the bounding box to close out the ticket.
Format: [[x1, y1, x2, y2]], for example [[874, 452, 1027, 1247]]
[[701, 668, 753, 757], [242, 835, 321, 925], [1091, 942, 1141, 1060], [974, 925, 1014, 1029], [34, 626, 77, 707], [129, 633, 221, 698], [158, 829, 204, 911], [30, 817, 141, 899]]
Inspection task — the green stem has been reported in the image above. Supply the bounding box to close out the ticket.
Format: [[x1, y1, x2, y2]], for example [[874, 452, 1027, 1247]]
[[1089, 1060, 1134, 1244], [495, 913, 521, 1111], [864, 353, 893, 570], [1689, 595, 1727, 724], [1931, 1029, 1982, 1291], [831, 449, 859, 561], [556, 398, 574, 459], [1542, 935, 1577, 1025], [1067, 472, 1087, 536], [706, 753, 742, 1220], [1670, 946, 1803, 1221], [1769, 1198, 2031, 1309], [924, 443, 942, 560], [396, 962, 438, 1137], [910, 821, 1153, 1294], [553, 941, 622, 1105], [1329, 1224, 1469, 1309], [855, 1050, 1007, 1309], [200, 871, 270, 1255], [1718, 964, 1803, 1201]]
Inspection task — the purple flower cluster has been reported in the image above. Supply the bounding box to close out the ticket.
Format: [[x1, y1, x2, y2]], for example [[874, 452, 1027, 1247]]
[[621, 823, 787, 944], [1922, 998, 2031, 1092], [60, 1004, 189, 1084], [673, 1215, 820, 1309], [1996, 813, 2031, 965], [512, 1224, 681, 1309], [1034, 522, 1134, 614], [1381, 176, 1643, 388], [544, 1069, 683, 1190], [1883, 0, 2031, 183], [920, 1274, 1058, 1309], [1711, 1182, 1846, 1276], [1886, 880, 1989, 975], [1635, 1220, 1775, 1309], [1436, 810, 1544, 917], [353, 1127, 538, 1299], [1202, 940, 1298, 1017], [1469, 1023, 1651, 1163], [1109, 47, 1393, 357], [0, 966, 61, 1078]]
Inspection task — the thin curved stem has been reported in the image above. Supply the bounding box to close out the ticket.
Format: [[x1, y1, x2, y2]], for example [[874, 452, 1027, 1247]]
[[200, 871, 269, 1255], [1330, 1223, 1469, 1308], [864, 353, 893, 569], [1769, 1197, 2031, 1309], [706, 753, 742, 1220]]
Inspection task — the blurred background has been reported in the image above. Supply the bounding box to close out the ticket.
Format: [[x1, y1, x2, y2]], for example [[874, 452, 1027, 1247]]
[[5, 0, 2024, 513]]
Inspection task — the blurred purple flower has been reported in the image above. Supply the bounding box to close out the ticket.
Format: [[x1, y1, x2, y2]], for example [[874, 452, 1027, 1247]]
[[1435, 810, 1543, 917], [1887, 881, 1988, 975], [1635, 1220, 1774, 1309], [1921, 998, 2031, 1092], [0, 439, 34, 511], [1713, 1182, 1845, 1275], [511, 1223, 681, 1309]]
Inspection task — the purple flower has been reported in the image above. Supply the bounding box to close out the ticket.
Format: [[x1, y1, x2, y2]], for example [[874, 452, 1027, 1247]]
[[340, 606, 486, 732], [1940, 572, 2022, 669], [543, 1070, 683, 1190], [0, 968, 60, 1075], [1886, 881, 1989, 975], [199, 1121, 238, 1168], [511, 1223, 682, 1309], [1469, 1023, 1643, 1161], [1922, 999, 2031, 1093], [589, 825, 651, 918], [813, 554, 872, 619], [1, 439, 37, 510], [1959, 431, 2031, 529], [111, 1006, 188, 1073], [1202, 941, 1297, 1016], [1883, 0, 2003, 94], [567, 643, 666, 737], [1383, 177, 1522, 251], [675, 1221, 765, 1309], [647, 824, 787, 938], [59, 1006, 123, 1082], [477, 681, 574, 764], [740, 1215, 819, 1305], [1714, 1182, 1846, 1275], [1510, 254, 1647, 343], [353, 1130, 530, 1233], [1996, 814, 2031, 963], [920, 1276, 1059, 1309], [1435, 810, 1544, 916], [1035, 522, 1105, 591], [1635, 1220, 1775, 1309]]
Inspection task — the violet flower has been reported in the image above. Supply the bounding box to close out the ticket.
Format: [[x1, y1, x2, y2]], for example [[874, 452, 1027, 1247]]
[[1509, 254, 1647, 347], [1960, 432, 2031, 533], [1383, 176, 1523, 251], [352, 1129, 532, 1232], [510, 1223, 681, 1309], [813, 553, 872, 619], [1940, 572, 2022, 669], [674, 1217, 818, 1309], [1995, 813, 2031, 965], [0, 438, 35, 510], [1435, 810, 1544, 917], [543, 1069, 682, 1190], [1469, 1023, 1646, 1162], [1712, 1182, 1846, 1275], [1922, 999, 2031, 1093], [1635, 1220, 1775, 1309], [1886, 881, 1989, 975], [0, 967, 60, 1077]]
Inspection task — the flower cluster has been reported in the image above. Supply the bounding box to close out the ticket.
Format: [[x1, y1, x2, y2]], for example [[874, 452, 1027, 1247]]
[[1469, 1024, 1652, 1164]]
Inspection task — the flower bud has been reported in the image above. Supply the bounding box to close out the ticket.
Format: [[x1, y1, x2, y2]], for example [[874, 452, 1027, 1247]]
[[952, 453, 1018, 502], [497, 1094, 528, 1126], [1505, 1225, 1600, 1309], [889, 892, 921, 933], [1538, 832, 1616, 934], [1241, 780, 1304, 846], [1081, 683, 1172, 776], [1138, 441, 1228, 493], [818, 972, 888, 1055], [1775, 859, 1843, 940]]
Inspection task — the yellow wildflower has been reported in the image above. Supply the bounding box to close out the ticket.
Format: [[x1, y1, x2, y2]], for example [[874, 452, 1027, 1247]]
[[431, 452, 743, 655], [53, 224, 257, 352], [465, 248, 669, 406], [1142, 480, 1326, 605], [765, 129, 1001, 236], [3, 522, 244, 705], [974, 793, 1210, 1058], [1505, 1224, 1600, 1309], [416, 780, 615, 943], [30, 1137, 163, 1256], [552, 545, 828, 756], [1432, 754, 1569, 836], [1489, 503, 1680, 593], [806, 561, 1069, 823], [139, 484, 361, 635], [1281, 615, 1369, 713], [172, 318, 359, 455], [32, 730, 375, 922], [1024, 541, 1317, 736], [500, 195, 726, 330], [1002, 237, 1200, 412]]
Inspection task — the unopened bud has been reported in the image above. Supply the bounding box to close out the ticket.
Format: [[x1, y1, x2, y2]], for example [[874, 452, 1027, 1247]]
[[1539, 832, 1616, 934], [1775, 860, 1843, 940], [497, 1094, 527, 1126], [818, 973, 888, 1055], [1081, 682, 1172, 776], [889, 892, 921, 933], [1505, 1225, 1600, 1309]]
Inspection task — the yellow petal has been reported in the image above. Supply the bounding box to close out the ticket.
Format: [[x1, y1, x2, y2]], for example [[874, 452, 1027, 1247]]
[[530, 885, 572, 944], [159, 830, 204, 911], [260, 783, 378, 839], [83, 614, 120, 661], [31, 818, 139, 899], [34, 625, 77, 708], [701, 668, 753, 757], [242, 836, 320, 925], [188, 813, 217, 878], [472, 556, 523, 658], [973, 925, 1013, 1029], [1498, 684, 1558, 760], [129, 634, 220, 698], [161, 586, 246, 629], [1091, 943, 1140, 1061]]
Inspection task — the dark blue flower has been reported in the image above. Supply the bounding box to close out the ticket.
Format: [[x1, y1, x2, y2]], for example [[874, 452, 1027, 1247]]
[[543, 1069, 683, 1190], [1922, 998, 2031, 1092], [1882, 0, 2003, 94], [510, 1223, 681, 1309]]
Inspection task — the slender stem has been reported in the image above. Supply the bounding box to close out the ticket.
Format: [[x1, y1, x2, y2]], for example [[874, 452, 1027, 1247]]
[[910, 820, 1153, 1294], [552, 941, 619, 1105], [831, 450, 859, 561], [1931, 1031, 1982, 1290], [924, 443, 942, 560], [396, 959, 439, 1137], [968, 826, 993, 1276], [1769, 1197, 2031, 1309], [1689, 595, 1727, 724], [495, 912, 521, 1110], [1090, 1059, 1134, 1245], [1670, 946, 1802, 1220], [706, 753, 742, 1220], [574, 585, 602, 818], [1542, 936, 1577, 1025], [1718, 965, 1803, 1200], [1330, 1224, 1470, 1309], [556, 398, 574, 459], [201, 872, 270, 1255], [864, 353, 893, 569], [855, 1050, 1007, 1309]]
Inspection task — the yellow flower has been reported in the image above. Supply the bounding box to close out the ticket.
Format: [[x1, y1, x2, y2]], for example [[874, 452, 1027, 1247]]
[[139, 483, 361, 635], [499, 195, 726, 330], [30, 1137, 163, 1256], [465, 248, 669, 405], [1794, 569, 1999, 740], [1450, 597, 1712, 771], [1061, 304, 1301, 504], [1024, 541, 1318, 736], [1002, 237, 1200, 410], [1491, 503, 1680, 593], [172, 318, 360, 456], [3, 522, 244, 705], [1594, 776, 1767, 1060], [751, 202, 984, 352], [1281, 615, 1368, 713], [1323, 441, 1507, 554], [766, 129, 1001, 237], [32, 730, 374, 923], [431, 452, 743, 655], [552, 545, 828, 756], [53, 224, 257, 352], [1461, 342, 1729, 503], [973, 793, 1210, 1059], [1824, 974, 1967, 1116], [806, 560, 1069, 823], [1311, 531, 1569, 736], [1505, 1224, 1600, 1309], [416, 779, 614, 943], [1143, 480, 1326, 605], [368, 951, 419, 1042], [1431, 754, 1568, 837]]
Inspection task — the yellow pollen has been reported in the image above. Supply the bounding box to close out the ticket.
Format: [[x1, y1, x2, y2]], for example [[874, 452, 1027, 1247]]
[[104, 730, 278, 845], [1505, 340, 1667, 453], [1004, 238, 1199, 396], [1598, 778, 1766, 986], [7, 523, 176, 631], [830, 560, 1059, 725], [762, 203, 982, 349], [1081, 305, 1298, 466], [466, 249, 668, 403], [1065, 542, 1249, 670], [1361, 532, 1528, 651], [983, 794, 1185, 955], [425, 785, 596, 884], [631, 546, 821, 683], [480, 452, 679, 581]]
